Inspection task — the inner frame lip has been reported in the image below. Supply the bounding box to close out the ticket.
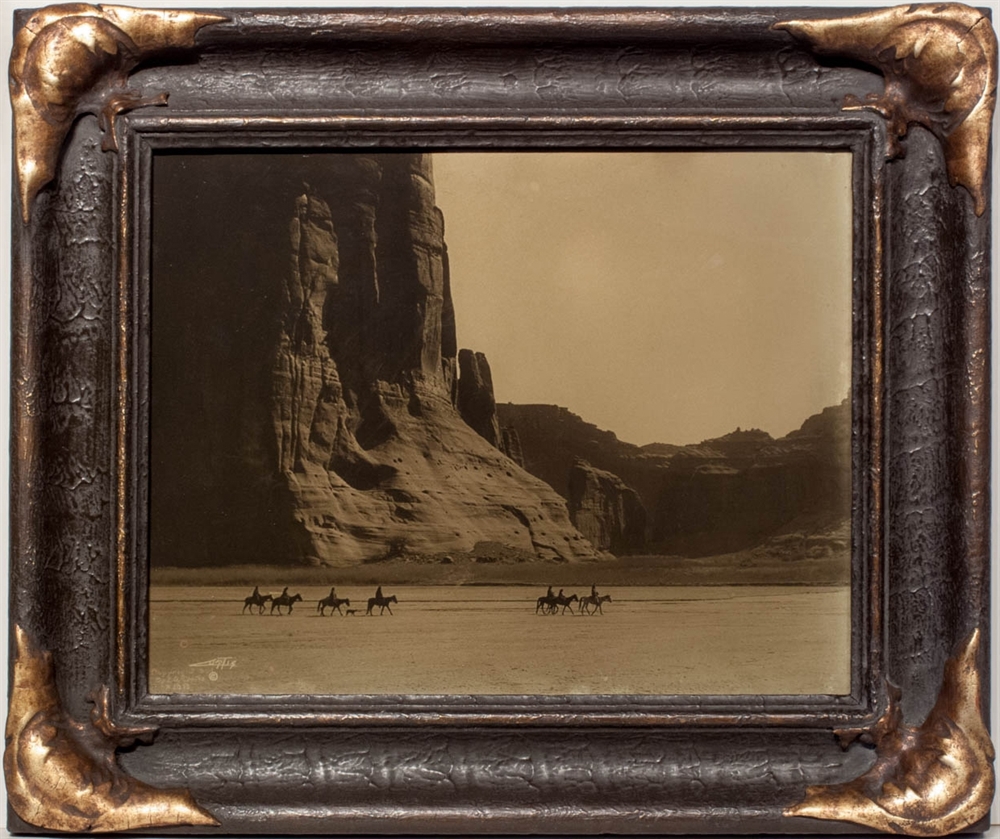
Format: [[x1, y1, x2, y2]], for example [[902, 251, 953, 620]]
[[121, 113, 882, 729]]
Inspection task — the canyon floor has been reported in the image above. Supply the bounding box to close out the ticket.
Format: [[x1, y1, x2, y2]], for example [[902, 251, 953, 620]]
[[149, 583, 850, 696]]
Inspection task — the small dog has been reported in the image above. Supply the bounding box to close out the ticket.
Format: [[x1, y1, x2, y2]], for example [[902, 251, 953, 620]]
[[345, 609, 357, 616]]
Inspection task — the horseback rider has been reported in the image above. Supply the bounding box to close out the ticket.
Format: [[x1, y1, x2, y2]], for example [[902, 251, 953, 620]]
[[591, 583, 599, 599], [375, 585, 383, 601], [546, 585, 554, 599], [252, 585, 261, 599]]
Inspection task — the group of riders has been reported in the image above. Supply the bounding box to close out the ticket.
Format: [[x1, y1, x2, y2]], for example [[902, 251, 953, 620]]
[[537, 584, 612, 615], [244, 583, 609, 616], [242, 585, 396, 616]]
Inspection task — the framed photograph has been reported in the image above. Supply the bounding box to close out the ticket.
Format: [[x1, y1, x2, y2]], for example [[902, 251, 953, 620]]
[[5, 2, 995, 834]]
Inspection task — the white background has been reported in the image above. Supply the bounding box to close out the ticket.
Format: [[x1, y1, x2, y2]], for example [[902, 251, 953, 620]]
[[0, 0, 997, 835]]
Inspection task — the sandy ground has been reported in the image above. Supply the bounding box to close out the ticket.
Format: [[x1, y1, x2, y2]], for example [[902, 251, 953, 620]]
[[149, 585, 850, 696]]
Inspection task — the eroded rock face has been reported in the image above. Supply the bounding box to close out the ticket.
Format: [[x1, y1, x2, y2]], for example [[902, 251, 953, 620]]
[[269, 158, 597, 565], [568, 459, 647, 552], [151, 153, 596, 568], [272, 194, 343, 478], [457, 349, 501, 447], [500, 426, 525, 467]]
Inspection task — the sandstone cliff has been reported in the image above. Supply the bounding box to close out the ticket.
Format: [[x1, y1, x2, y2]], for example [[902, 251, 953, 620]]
[[270, 159, 599, 565], [495, 404, 648, 499], [456, 349, 501, 447], [650, 410, 850, 555], [567, 459, 647, 552], [151, 153, 596, 568]]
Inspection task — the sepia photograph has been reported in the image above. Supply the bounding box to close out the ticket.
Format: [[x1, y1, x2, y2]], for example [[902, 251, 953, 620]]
[[148, 150, 853, 696]]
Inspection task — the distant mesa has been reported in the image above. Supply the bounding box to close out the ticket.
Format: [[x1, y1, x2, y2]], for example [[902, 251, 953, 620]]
[[497, 399, 851, 558]]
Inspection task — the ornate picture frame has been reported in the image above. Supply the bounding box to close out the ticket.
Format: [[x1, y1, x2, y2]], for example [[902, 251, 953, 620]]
[[5, 2, 995, 834]]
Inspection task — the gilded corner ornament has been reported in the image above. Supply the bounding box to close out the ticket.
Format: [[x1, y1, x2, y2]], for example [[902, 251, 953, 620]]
[[775, 3, 997, 216], [4, 625, 219, 832], [785, 630, 995, 836], [9, 3, 227, 223]]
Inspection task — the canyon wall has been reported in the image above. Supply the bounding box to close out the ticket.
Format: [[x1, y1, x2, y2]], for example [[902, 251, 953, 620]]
[[497, 400, 851, 557], [150, 150, 847, 569], [151, 153, 596, 567]]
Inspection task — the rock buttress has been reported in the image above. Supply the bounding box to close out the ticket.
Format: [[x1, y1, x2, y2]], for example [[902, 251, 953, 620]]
[[270, 156, 597, 565], [567, 458, 647, 553], [457, 349, 502, 447]]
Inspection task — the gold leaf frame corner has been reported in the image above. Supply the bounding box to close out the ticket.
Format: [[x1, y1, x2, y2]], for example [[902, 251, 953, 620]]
[[785, 629, 995, 836], [9, 3, 228, 222], [5, 624, 219, 832], [775, 2, 997, 216]]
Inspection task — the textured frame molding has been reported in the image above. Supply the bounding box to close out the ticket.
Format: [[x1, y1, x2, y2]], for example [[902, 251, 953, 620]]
[[8, 3, 226, 222], [774, 5, 997, 831], [6, 3, 994, 835]]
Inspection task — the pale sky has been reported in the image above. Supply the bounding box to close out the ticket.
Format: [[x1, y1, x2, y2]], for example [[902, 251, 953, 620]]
[[433, 151, 852, 446]]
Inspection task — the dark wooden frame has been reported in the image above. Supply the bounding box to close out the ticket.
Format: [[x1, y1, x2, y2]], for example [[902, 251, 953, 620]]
[[6, 4, 994, 835]]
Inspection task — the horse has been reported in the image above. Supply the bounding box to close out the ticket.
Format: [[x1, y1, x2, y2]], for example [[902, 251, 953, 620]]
[[581, 594, 612, 615], [270, 591, 303, 615], [535, 593, 577, 615], [552, 592, 579, 615], [366, 594, 397, 615], [536, 595, 557, 615], [242, 590, 272, 614], [318, 594, 351, 616], [317, 587, 335, 613], [316, 587, 342, 615]]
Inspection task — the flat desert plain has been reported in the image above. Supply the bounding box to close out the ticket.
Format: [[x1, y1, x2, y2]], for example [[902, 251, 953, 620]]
[[149, 584, 850, 695]]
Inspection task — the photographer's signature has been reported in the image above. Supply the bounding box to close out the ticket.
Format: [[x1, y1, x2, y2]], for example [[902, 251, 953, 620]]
[[189, 656, 237, 681]]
